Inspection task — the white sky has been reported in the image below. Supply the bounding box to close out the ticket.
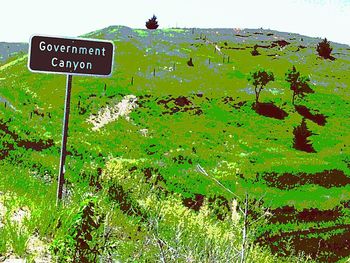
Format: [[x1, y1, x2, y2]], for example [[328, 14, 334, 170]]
[[1, 0, 349, 44]]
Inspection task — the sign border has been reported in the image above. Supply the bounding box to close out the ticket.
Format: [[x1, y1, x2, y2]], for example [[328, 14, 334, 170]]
[[27, 34, 115, 77]]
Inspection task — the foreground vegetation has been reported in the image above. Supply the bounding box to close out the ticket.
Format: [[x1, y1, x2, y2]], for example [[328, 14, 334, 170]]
[[0, 160, 315, 262]]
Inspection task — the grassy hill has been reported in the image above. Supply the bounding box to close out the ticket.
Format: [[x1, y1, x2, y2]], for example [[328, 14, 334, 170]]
[[0, 25, 349, 262], [0, 42, 27, 65]]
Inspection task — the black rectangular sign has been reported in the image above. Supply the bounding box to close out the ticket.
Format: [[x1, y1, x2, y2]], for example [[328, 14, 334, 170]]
[[28, 35, 114, 76]]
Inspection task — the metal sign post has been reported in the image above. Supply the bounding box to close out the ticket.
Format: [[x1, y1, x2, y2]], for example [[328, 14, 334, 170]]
[[57, 74, 72, 202], [28, 35, 114, 205]]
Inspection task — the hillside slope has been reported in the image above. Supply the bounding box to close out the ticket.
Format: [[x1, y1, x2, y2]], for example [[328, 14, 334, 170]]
[[0, 26, 350, 262], [0, 42, 28, 64]]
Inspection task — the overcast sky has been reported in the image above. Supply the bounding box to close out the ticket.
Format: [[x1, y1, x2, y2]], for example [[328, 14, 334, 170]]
[[1, 0, 349, 44]]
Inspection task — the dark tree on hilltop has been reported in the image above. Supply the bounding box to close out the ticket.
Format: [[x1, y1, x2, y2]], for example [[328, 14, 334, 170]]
[[146, 15, 159, 30], [248, 68, 274, 103], [285, 66, 313, 105], [316, 38, 333, 60]]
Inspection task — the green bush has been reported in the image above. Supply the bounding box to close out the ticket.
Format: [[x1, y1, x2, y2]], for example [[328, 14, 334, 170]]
[[5, 223, 30, 257], [0, 228, 7, 255], [50, 197, 105, 262]]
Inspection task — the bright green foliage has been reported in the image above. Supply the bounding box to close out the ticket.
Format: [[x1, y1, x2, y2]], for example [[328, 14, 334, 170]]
[[50, 197, 105, 262], [5, 223, 29, 257], [0, 228, 7, 255]]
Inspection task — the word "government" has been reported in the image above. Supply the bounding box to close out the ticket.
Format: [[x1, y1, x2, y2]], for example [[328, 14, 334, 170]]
[[39, 41, 107, 71], [39, 41, 107, 56]]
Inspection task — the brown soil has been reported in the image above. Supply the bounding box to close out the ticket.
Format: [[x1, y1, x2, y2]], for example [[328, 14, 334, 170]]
[[183, 194, 205, 211], [221, 46, 246, 50], [258, 224, 350, 262], [0, 120, 54, 159], [272, 40, 290, 48], [262, 169, 350, 190], [157, 96, 202, 115], [235, 34, 250, 38], [270, 205, 342, 224], [222, 96, 234, 104]]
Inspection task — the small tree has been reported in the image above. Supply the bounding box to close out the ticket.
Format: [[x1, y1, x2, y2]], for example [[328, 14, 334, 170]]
[[316, 38, 333, 59], [293, 118, 315, 153], [146, 15, 159, 30], [285, 66, 312, 105], [248, 68, 274, 103]]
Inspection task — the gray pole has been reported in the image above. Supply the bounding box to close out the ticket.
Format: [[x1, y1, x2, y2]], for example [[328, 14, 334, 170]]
[[57, 74, 73, 204]]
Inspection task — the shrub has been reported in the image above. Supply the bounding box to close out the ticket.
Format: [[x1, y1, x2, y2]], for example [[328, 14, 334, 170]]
[[50, 197, 105, 262]]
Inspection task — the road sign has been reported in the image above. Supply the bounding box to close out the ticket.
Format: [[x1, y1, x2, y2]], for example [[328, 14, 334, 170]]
[[28, 35, 114, 76], [28, 35, 115, 205]]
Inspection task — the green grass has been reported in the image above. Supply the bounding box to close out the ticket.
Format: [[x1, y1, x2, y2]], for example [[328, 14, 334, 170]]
[[0, 26, 349, 261], [5, 223, 29, 257]]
